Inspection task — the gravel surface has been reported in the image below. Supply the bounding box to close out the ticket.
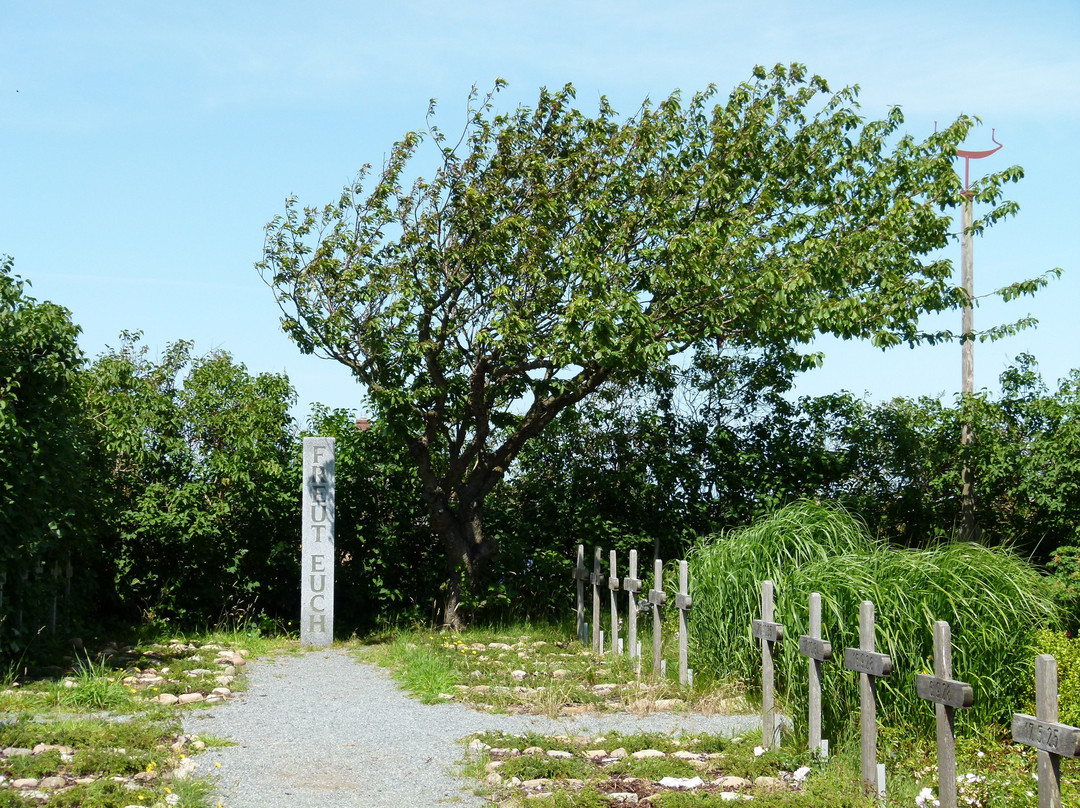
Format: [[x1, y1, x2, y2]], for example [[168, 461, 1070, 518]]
[[184, 649, 761, 808]]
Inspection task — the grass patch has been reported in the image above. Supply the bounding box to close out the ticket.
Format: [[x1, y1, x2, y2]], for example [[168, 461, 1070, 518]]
[[688, 500, 1058, 738]]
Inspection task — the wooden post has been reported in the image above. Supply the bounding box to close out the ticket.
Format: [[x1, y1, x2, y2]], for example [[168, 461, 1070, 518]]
[[591, 547, 602, 654], [844, 601, 892, 796], [573, 545, 588, 644], [608, 550, 620, 656], [1012, 655, 1080, 808], [622, 550, 642, 661], [798, 592, 832, 757], [648, 559, 666, 676], [676, 561, 692, 685], [916, 621, 974, 808], [751, 580, 784, 748]]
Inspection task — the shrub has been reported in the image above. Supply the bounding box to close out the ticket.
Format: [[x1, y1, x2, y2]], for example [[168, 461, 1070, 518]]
[[688, 501, 1057, 737], [1027, 629, 1080, 728]]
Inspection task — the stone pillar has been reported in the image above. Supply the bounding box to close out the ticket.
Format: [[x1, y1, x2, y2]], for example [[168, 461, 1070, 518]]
[[301, 437, 335, 647]]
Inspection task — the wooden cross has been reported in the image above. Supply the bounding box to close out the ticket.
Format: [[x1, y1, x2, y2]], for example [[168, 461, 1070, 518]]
[[608, 550, 620, 656], [647, 558, 666, 676], [1013, 654, 1080, 808], [590, 547, 602, 654], [751, 580, 784, 748], [844, 600, 892, 796], [676, 561, 692, 685], [622, 549, 642, 661], [798, 592, 832, 758], [573, 544, 589, 644], [916, 621, 974, 808]]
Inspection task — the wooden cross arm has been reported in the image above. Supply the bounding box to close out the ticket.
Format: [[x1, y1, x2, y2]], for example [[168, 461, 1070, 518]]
[[572, 567, 590, 581], [916, 674, 974, 709], [608, 576, 620, 591], [622, 577, 642, 593], [1012, 714, 1080, 757], [647, 589, 666, 606], [590, 572, 604, 585], [751, 620, 783, 643], [843, 648, 892, 678], [675, 593, 692, 610], [798, 635, 832, 661]]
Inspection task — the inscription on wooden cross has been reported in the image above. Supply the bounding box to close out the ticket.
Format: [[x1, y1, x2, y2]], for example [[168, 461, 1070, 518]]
[[648, 559, 666, 675], [916, 621, 974, 808], [798, 592, 832, 758], [608, 550, 620, 656], [844, 601, 891, 795], [622, 549, 642, 661], [752, 580, 783, 748], [1013, 654, 1080, 808], [590, 547, 602, 654], [573, 545, 589, 644]]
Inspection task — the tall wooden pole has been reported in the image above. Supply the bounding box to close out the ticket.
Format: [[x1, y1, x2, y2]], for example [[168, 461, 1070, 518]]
[[956, 130, 1002, 541]]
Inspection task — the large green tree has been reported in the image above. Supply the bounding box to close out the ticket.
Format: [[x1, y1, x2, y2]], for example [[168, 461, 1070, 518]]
[[259, 64, 1043, 628]]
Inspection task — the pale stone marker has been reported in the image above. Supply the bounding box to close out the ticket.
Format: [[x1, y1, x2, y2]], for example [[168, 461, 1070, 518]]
[[676, 561, 692, 686], [608, 550, 620, 656], [648, 559, 666, 675], [590, 547, 602, 654], [844, 601, 892, 796], [1012, 654, 1080, 808], [622, 550, 642, 662], [751, 580, 784, 748], [916, 621, 974, 808], [798, 592, 832, 758], [301, 437, 335, 647], [573, 545, 589, 644]]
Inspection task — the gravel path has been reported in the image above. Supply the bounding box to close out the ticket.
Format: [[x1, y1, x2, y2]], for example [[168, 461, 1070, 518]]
[[185, 649, 761, 808]]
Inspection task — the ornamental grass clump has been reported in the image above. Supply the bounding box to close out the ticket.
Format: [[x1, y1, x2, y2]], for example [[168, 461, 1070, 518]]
[[688, 501, 1057, 738]]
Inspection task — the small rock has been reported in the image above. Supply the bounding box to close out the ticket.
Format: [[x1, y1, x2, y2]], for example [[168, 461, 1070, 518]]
[[221, 665, 237, 676], [754, 776, 784, 790], [653, 698, 684, 710], [608, 747, 628, 759], [3, 747, 32, 757], [520, 778, 552, 790], [631, 749, 666, 759], [215, 675, 234, 686], [511, 670, 528, 680], [468, 738, 490, 752], [608, 793, 639, 804], [484, 772, 503, 786], [660, 776, 704, 789], [522, 746, 545, 755], [551, 669, 570, 680], [12, 778, 40, 788], [672, 751, 701, 760], [39, 775, 66, 789], [584, 749, 608, 758], [177, 692, 204, 704], [156, 693, 180, 705], [484, 761, 504, 772], [185, 669, 213, 676], [211, 687, 231, 696], [719, 776, 751, 789], [546, 750, 573, 759]]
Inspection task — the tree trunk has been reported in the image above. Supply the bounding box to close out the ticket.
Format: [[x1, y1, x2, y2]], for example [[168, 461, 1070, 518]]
[[428, 496, 497, 630]]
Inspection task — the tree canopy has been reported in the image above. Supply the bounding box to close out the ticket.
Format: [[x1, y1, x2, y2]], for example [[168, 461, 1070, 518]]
[[259, 64, 1043, 627]]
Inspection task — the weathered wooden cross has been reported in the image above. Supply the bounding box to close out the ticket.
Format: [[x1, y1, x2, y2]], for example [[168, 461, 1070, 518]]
[[751, 580, 784, 748], [622, 549, 642, 662], [590, 547, 603, 654], [844, 600, 892, 797], [608, 550, 620, 656], [1012, 654, 1080, 808], [573, 544, 589, 644], [798, 591, 832, 758], [647, 559, 666, 676], [916, 621, 974, 808], [676, 561, 692, 685]]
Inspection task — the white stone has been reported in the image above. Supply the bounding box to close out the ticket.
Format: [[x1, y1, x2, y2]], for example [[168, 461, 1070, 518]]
[[631, 749, 666, 759], [660, 776, 703, 789], [546, 750, 573, 759]]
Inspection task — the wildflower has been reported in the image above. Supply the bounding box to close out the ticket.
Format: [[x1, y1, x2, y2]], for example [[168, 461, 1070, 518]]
[[215, 761, 222, 767], [793, 766, 811, 782], [753, 746, 765, 757], [915, 787, 939, 808], [976, 751, 985, 758]]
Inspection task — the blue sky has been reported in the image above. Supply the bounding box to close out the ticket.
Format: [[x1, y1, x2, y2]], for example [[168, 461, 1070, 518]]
[[2, 1, 1077, 420]]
